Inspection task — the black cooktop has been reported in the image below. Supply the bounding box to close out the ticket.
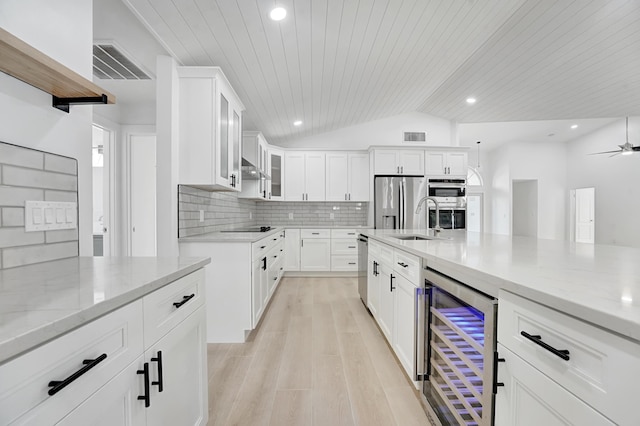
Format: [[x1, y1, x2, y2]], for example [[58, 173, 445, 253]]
[[220, 226, 272, 233]]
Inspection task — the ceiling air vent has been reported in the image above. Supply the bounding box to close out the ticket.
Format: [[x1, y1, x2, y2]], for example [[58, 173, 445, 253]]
[[403, 132, 426, 143], [93, 44, 151, 80]]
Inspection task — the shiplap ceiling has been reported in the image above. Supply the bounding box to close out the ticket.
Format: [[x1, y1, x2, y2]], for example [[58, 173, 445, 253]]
[[122, 0, 640, 145]]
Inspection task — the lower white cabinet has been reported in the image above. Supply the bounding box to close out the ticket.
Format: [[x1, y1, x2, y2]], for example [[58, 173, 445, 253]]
[[377, 262, 394, 341], [145, 307, 207, 426], [57, 357, 146, 426], [495, 344, 614, 426], [284, 228, 301, 271], [252, 256, 265, 326], [0, 270, 208, 426], [392, 273, 417, 378], [367, 254, 381, 318], [300, 238, 331, 271]]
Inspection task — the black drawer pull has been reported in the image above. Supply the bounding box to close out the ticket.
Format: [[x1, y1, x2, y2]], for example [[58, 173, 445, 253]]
[[260, 245, 266, 249], [311, 232, 320, 235], [397, 262, 408, 268], [348, 262, 356, 265], [137, 362, 151, 407], [520, 331, 570, 361], [273, 255, 278, 258], [348, 246, 356, 249], [273, 238, 277, 241], [273, 277, 278, 281], [151, 350, 163, 392], [173, 293, 195, 309], [48, 353, 107, 396]]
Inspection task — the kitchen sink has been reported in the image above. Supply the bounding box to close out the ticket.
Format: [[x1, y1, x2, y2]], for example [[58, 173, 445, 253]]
[[392, 235, 434, 241]]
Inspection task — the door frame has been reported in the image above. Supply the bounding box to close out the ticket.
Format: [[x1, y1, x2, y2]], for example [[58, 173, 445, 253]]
[[124, 126, 156, 256], [91, 123, 116, 256]]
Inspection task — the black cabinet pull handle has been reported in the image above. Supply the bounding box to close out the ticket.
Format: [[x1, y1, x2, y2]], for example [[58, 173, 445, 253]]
[[137, 362, 151, 407], [273, 238, 277, 241], [493, 352, 506, 394], [348, 246, 356, 249], [348, 262, 356, 265], [273, 255, 277, 258], [260, 245, 266, 249], [151, 350, 164, 392], [390, 274, 396, 291], [273, 277, 278, 281], [520, 331, 570, 361], [173, 294, 195, 309], [262, 257, 267, 270], [397, 262, 408, 268], [48, 353, 107, 396], [311, 232, 320, 235]]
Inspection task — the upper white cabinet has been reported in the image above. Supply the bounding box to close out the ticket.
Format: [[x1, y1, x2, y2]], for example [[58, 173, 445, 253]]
[[425, 150, 467, 177], [268, 148, 284, 201], [325, 152, 370, 201], [373, 149, 424, 175], [239, 132, 269, 200], [178, 67, 244, 191], [242, 131, 268, 175], [284, 152, 325, 201]]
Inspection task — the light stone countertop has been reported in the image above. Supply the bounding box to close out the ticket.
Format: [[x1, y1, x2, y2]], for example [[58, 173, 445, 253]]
[[178, 225, 372, 243], [0, 256, 210, 363], [361, 229, 640, 344]]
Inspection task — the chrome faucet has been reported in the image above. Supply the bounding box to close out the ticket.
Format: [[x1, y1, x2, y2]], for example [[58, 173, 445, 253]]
[[416, 196, 442, 234]]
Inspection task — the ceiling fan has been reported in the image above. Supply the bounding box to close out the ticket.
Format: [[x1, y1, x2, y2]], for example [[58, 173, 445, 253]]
[[590, 117, 639, 157]]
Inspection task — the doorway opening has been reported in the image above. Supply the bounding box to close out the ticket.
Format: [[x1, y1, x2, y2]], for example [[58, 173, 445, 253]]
[[571, 187, 595, 244], [92, 124, 112, 256], [512, 180, 538, 237]]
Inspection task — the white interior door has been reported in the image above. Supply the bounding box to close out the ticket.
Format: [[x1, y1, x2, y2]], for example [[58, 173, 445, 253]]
[[130, 134, 157, 256], [575, 187, 595, 244]]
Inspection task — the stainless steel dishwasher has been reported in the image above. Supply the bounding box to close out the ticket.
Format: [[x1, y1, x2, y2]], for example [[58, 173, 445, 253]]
[[357, 234, 368, 308]]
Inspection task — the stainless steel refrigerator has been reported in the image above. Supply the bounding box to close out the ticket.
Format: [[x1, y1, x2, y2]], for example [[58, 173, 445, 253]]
[[374, 176, 428, 229]]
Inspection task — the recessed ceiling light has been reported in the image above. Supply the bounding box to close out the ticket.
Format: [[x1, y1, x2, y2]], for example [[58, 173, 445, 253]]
[[269, 7, 286, 21], [466, 97, 476, 104], [293, 120, 302, 126], [571, 124, 578, 129]]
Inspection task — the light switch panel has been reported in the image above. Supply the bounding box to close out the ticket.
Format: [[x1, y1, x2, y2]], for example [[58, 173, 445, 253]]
[[25, 201, 77, 232]]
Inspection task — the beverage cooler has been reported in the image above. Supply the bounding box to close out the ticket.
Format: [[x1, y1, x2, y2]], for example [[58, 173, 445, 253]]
[[422, 269, 498, 426]]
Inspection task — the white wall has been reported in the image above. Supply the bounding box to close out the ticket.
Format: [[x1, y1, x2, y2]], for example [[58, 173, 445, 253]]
[[512, 180, 538, 237], [484, 140, 567, 240], [0, 0, 93, 255], [567, 117, 640, 248], [274, 111, 453, 149]]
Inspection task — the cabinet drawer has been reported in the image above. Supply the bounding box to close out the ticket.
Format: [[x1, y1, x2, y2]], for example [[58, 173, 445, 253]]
[[331, 255, 358, 271], [369, 239, 383, 257], [330, 229, 358, 239], [143, 269, 205, 348], [378, 242, 394, 266], [331, 238, 358, 255], [301, 229, 330, 238], [252, 232, 282, 258], [498, 290, 640, 426], [393, 250, 420, 282], [0, 300, 143, 425]]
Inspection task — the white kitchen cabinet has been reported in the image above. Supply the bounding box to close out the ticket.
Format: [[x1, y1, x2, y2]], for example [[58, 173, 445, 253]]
[[393, 273, 418, 379], [377, 262, 394, 340], [300, 229, 331, 271], [268, 148, 284, 201], [330, 229, 359, 271], [495, 344, 614, 426], [367, 254, 381, 318], [0, 270, 208, 426], [425, 150, 468, 177], [252, 256, 265, 326], [373, 149, 424, 175], [325, 152, 369, 201], [178, 67, 244, 191], [57, 357, 146, 426], [285, 152, 325, 201], [145, 307, 207, 426], [239, 132, 269, 200], [284, 228, 301, 271]]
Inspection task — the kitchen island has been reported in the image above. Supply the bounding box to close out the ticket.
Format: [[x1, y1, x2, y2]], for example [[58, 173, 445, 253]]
[[0, 256, 210, 425], [361, 229, 640, 425]]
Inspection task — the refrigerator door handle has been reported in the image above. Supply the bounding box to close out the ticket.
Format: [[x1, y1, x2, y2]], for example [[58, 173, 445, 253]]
[[399, 179, 404, 229]]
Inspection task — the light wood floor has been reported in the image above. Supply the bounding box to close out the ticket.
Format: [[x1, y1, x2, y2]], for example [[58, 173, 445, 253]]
[[206, 276, 431, 426]]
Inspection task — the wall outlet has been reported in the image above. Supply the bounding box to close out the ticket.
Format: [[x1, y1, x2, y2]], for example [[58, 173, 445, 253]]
[[288, 212, 294, 220], [199, 210, 204, 222], [330, 213, 335, 220]]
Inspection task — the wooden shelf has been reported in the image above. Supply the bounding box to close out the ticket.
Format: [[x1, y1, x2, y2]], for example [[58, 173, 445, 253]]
[[0, 27, 115, 111]]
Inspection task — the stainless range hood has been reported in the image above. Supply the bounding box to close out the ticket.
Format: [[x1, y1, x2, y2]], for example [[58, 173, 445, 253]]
[[241, 158, 270, 180]]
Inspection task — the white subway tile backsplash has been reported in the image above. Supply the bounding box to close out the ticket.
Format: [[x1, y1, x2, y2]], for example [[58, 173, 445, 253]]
[[0, 143, 44, 170], [2, 241, 78, 269], [0, 187, 44, 206], [0, 142, 79, 270], [1, 208, 24, 226], [44, 154, 77, 175], [3, 166, 78, 191], [0, 228, 45, 248]]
